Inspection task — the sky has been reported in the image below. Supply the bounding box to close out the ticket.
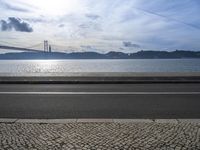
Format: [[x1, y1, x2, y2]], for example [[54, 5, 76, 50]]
[[0, 0, 200, 53]]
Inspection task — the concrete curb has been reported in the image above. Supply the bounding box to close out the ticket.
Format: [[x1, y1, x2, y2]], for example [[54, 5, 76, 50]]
[[113, 119, 153, 123], [0, 119, 200, 124], [0, 119, 17, 123], [155, 119, 179, 124]]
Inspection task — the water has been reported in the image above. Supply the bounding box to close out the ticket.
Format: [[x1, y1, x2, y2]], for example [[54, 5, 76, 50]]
[[0, 59, 200, 73]]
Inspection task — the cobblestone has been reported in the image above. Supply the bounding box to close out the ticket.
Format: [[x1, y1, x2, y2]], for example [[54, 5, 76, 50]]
[[0, 122, 200, 149]]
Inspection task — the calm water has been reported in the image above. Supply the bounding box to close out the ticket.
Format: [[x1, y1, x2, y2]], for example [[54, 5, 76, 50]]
[[0, 59, 200, 73]]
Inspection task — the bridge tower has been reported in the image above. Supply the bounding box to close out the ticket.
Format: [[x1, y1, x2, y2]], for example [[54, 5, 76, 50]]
[[44, 40, 49, 52], [49, 45, 52, 53]]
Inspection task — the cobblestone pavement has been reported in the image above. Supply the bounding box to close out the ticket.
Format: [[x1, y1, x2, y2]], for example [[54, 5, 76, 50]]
[[0, 122, 200, 150]]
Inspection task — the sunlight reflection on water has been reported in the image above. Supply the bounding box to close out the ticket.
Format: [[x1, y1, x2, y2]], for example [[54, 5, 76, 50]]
[[0, 59, 200, 73]]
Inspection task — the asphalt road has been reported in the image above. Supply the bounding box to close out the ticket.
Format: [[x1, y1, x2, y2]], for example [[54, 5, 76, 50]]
[[0, 83, 200, 119]]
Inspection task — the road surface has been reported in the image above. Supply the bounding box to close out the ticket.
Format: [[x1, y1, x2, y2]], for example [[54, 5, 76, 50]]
[[0, 83, 200, 119]]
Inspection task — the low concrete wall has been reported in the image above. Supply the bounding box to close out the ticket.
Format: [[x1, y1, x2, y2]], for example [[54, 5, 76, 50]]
[[0, 72, 200, 83], [1, 72, 200, 77]]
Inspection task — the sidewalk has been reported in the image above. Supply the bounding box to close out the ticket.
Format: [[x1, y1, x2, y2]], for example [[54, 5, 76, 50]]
[[0, 119, 199, 150]]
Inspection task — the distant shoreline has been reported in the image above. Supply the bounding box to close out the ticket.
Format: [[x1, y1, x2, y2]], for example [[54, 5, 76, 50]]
[[0, 50, 200, 59]]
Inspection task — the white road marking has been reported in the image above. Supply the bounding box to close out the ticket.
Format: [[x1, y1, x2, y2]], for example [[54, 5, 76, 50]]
[[0, 92, 199, 95]]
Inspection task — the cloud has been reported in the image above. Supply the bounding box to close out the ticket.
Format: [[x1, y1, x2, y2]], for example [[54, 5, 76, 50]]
[[123, 42, 141, 48], [0, 0, 30, 12], [85, 14, 100, 20], [59, 24, 65, 28], [0, 20, 10, 31], [79, 24, 89, 29], [80, 45, 105, 52], [80, 45, 94, 50], [132, 6, 200, 31], [23, 18, 45, 23], [78, 22, 102, 31], [0, 17, 33, 32]]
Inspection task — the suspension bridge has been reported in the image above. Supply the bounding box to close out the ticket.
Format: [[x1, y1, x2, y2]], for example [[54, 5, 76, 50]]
[[0, 40, 68, 53]]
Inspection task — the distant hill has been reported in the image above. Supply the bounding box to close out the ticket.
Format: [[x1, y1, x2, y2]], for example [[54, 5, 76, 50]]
[[0, 50, 200, 59], [130, 50, 200, 59]]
